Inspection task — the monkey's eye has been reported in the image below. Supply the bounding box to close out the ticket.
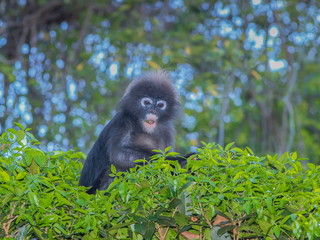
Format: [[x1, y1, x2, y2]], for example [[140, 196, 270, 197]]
[[156, 100, 167, 110], [141, 97, 153, 107]]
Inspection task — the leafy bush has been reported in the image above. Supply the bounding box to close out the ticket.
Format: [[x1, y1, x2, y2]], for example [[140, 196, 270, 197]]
[[1, 125, 319, 239]]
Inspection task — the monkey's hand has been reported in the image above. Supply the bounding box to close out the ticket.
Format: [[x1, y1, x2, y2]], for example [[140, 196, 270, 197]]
[[183, 152, 198, 160], [165, 152, 198, 167]]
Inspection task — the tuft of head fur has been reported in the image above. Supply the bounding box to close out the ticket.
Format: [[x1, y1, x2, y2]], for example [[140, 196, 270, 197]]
[[123, 70, 180, 102]]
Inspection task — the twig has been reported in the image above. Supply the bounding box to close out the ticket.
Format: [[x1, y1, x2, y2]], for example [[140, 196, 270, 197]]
[[2, 203, 18, 237]]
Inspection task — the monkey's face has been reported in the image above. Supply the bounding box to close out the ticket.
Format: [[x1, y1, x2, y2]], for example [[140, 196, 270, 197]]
[[140, 97, 167, 134], [119, 76, 181, 133]]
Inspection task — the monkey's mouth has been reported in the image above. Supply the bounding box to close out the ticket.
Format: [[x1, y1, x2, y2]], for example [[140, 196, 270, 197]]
[[143, 114, 158, 134], [145, 119, 156, 125]]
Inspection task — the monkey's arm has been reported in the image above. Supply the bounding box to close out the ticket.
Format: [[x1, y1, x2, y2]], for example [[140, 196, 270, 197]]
[[111, 145, 196, 170], [109, 145, 154, 171], [79, 121, 116, 191]]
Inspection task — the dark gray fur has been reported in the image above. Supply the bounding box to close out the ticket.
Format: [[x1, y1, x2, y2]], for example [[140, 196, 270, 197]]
[[79, 71, 185, 193]]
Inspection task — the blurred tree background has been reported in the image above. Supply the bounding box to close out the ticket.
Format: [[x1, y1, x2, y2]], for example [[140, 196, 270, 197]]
[[0, 0, 319, 163]]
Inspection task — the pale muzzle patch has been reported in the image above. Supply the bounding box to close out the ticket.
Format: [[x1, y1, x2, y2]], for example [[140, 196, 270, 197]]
[[142, 113, 158, 134]]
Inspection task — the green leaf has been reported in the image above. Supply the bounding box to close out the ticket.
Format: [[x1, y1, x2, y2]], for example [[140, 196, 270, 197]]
[[42, 214, 59, 225], [144, 221, 156, 240], [173, 213, 189, 226], [134, 222, 146, 235], [2, 193, 14, 205], [28, 160, 40, 175], [50, 151, 67, 158], [178, 191, 193, 216], [34, 149, 47, 167], [258, 220, 272, 233], [231, 147, 244, 154], [28, 191, 40, 207], [25, 149, 35, 166], [16, 130, 25, 142], [307, 163, 315, 170], [290, 214, 297, 221], [53, 223, 68, 235], [210, 227, 232, 240], [110, 164, 117, 174], [157, 216, 176, 227], [33, 227, 45, 239], [245, 147, 254, 155], [22, 214, 36, 225], [291, 152, 297, 160], [42, 192, 54, 208], [0, 169, 10, 182], [137, 180, 151, 188], [168, 198, 182, 209], [14, 122, 25, 130], [266, 196, 275, 215], [108, 222, 132, 231], [243, 201, 251, 215], [16, 171, 27, 180], [164, 146, 172, 152], [217, 225, 236, 235], [273, 225, 281, 237], [166, 151, 180, 156], [225, 142, 235, 151], [55, 192, 72, 206]]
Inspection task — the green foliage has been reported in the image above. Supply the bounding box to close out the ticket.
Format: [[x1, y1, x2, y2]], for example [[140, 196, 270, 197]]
[[1, 127, 319, 239]]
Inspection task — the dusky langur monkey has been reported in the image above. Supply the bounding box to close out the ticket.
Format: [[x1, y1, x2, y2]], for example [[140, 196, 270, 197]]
[[79, 70, 194, 194]]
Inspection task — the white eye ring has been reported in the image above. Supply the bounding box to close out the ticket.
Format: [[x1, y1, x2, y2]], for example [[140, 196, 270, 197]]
[[141, 97, 153, 107], [156, 100, 167, 110]]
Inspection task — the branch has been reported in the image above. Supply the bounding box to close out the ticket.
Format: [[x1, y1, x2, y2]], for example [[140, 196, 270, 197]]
[[218, 73, 235, 146], [72, 5, 94, 62]]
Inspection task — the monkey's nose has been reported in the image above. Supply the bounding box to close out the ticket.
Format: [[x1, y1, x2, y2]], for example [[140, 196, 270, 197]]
[[151, 109, 156, 114]]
